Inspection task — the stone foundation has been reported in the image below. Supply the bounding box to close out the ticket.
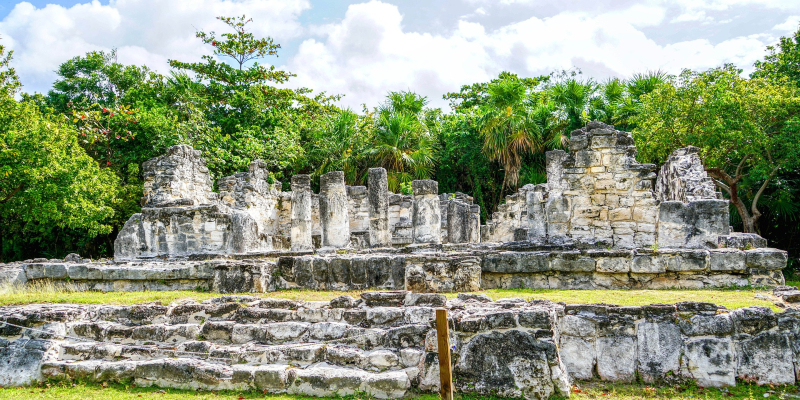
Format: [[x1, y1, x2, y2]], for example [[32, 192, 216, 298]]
[[3, 242, 785, 292], [1, 294, 798, 398]]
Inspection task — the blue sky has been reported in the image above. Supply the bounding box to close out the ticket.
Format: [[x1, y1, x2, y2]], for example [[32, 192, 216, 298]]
[[1, 0, 798, 109]]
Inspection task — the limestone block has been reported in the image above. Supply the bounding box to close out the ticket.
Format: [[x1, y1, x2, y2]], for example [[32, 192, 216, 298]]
[[655, 147, 719, 203], [290, 175, 313, 251], [412, 180, 441, 244], [590, 250, 633, 273], [657, 250, 708, 272], [549, 251, 596, 272], [319, 171, 350, 248], [683, 338, 736, 387], [708, 249, 746, 272], [454, 330, 565, 400], [636, 322, 682, 382], [559, 335, 595, 380], [447, 200, 471, 244], [631, 252, 665, 274], [736, 332, 796, 385], [718, 233, 768, 249], [745, 248, 788, 270], [596, 335, 636, 381], [657, 200, 729, 249]]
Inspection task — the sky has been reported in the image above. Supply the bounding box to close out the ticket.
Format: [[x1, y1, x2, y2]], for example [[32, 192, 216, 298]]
[[1, 0, 798, 109]]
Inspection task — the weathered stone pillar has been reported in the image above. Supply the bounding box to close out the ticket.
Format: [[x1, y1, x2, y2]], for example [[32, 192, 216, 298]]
[[412, 180, 441, 244], [527, 184, 548, 240], [469, 205, 481, 243], [368, 167, 391, 248], [290, 175, 313, 251], [319, 171, 350, 248], [447, 200, 470, 243]]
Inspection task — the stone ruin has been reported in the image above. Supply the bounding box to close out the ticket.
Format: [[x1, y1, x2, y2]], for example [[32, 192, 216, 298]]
[[1, 293, 799, 398], [102, 122, 783, 290], [0, 121, 797, 398], [0, 121, 787, 293]]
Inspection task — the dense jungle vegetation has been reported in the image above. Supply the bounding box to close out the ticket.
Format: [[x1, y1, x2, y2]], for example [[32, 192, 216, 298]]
[[1, 16, 799, 274]]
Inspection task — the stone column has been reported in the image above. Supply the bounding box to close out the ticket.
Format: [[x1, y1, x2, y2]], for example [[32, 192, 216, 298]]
[[319, 171, 350, 248], [368, 167, 391, 248], [447, 200, 470, 243], [290, 175, 313, 251], [527, 184, 548, 240], [412, 180, 441, 244], [469, 205, 481, 243]]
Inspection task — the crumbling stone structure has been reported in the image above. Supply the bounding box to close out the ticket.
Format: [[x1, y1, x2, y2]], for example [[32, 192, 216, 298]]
[[105, 120, 789, 290], [1, 294, 798, 398]]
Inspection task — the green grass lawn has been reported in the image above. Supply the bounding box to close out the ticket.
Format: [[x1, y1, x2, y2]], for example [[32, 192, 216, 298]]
[[1, 381, 798, 400], [0, 281, 785, 310]]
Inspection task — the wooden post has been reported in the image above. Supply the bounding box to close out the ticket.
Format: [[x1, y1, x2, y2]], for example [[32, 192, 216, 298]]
[[436, 308, 454, 400]]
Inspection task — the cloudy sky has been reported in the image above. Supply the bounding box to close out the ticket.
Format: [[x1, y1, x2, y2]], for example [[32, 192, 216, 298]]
[[1, 0, 798, 109]]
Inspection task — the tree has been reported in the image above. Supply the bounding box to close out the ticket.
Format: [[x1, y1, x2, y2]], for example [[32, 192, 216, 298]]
[[366, 91, 439, 191], [477, 75, 561, 192], [305, 109, 371, 185], [549, 72, 598, 132], [0, 37, 19, 96], [169, 15, 291, 87], [46, 50, 155, 113], [168, 15, 339, 180], [0, 42, 120, 261], [633, 65, 800, 233], [753, 24, 800, 86]]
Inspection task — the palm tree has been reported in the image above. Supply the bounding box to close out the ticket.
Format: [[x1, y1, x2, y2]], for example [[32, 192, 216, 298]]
[[550, 77, 598, 132], [307, 109, 364, 184], [366, 92, 438, 192], [477, 77, 543, 193]]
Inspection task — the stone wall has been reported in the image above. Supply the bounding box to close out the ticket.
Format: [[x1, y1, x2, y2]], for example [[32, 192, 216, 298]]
[[15, 242, 786, 292], [655, 146, 719, 203], [141, 145, 216, 207], [1, 295, 797, 397]]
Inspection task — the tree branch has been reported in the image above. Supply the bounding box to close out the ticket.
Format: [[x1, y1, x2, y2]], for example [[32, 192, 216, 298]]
[[713, 179, 732, 196], [0, 184, 23, 204], [734, 154, 750, 180], [751, 167, 779, 218]]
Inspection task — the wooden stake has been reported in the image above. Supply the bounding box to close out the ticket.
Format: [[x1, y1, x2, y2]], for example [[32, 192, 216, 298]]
[[436, 308, 454, 400]]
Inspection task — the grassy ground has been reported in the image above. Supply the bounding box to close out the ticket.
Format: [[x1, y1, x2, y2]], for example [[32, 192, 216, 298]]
[[0, 281, 786, 310], [1, 381, 799, 400]]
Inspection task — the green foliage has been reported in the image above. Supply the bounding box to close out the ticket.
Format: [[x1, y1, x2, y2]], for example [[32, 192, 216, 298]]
[[46, 50, 155, 113], [633, 65, 800, 232], [366, 91, 439, 192], [169, 15, 292, 86], [753, 23, 800, 86], [0, 38, 19, 96], [0, 96, 120, 261]]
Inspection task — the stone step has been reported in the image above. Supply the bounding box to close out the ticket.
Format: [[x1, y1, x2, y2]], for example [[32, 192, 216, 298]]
[[42, 359, 415, 398], [55, 341, 425, 372], [50, 319, 431, 349]]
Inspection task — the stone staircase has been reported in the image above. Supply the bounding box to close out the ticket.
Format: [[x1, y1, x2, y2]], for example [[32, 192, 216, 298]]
[[2, 294, 437, 398]]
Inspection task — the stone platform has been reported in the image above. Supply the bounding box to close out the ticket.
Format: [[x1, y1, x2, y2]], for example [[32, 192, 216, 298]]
[[2, 239, 786, 292], [1, 293, 798, 399]]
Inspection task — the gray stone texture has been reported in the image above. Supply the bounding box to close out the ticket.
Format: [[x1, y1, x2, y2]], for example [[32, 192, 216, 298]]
[[411, 180, 441, 244], [319, 171, 350, 248], [291, 175, 313, 252], [3, 295, 800, 395], [655, 146, 719, 203], [368, 168, 392, 248]]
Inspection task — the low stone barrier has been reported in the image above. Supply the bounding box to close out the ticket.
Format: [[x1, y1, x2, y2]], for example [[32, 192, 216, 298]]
[[2, 244, 786, 293], [0, 293, 798, 399]]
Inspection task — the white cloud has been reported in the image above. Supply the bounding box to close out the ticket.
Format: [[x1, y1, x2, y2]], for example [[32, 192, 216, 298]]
[[0, 0, 310, 93], [0, 0, 794, 110], [774, 15, 800, 32], [286, 1, 785, 109]]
